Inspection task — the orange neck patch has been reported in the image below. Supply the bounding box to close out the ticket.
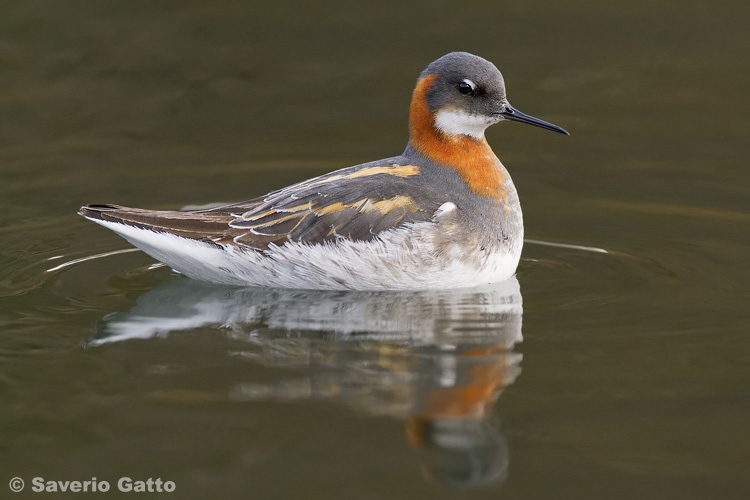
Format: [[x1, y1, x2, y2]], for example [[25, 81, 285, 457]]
[[408, 75, 509, 198]]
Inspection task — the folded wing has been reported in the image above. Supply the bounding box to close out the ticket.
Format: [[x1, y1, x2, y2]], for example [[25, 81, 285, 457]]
[[81, 161, 446, 251]]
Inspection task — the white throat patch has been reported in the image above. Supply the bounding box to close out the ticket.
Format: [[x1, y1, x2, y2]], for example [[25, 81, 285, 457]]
[[434, 109, 495, 139]]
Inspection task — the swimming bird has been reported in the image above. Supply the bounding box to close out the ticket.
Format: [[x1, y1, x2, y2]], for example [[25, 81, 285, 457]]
[[80, 52, 568, 290]]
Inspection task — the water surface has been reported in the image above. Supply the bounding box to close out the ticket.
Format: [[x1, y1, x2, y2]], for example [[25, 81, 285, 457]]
[[1, 2, 749, 499]]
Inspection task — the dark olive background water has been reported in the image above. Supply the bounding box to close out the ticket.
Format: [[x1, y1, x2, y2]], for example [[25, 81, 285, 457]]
[[2, 1, 749, 499]]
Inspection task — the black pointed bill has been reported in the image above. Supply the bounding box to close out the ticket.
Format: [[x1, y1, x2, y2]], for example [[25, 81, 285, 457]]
[[498, 105, 569, 135]]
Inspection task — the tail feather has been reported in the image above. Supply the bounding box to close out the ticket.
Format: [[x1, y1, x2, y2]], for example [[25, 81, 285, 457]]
[[79, 204, 234, 241]]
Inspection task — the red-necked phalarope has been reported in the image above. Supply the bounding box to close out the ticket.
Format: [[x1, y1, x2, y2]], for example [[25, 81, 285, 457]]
[[80, 52, 568, 290]]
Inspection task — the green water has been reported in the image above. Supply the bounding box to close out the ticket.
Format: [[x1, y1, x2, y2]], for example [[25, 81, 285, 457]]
[[1, 1, 749, 499]]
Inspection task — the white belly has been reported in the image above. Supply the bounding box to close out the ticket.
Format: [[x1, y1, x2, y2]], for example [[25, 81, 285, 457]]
[[93, 219, 522, 290]]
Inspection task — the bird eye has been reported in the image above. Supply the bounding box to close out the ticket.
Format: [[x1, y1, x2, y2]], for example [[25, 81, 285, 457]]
[[457, 82, 473, 95]]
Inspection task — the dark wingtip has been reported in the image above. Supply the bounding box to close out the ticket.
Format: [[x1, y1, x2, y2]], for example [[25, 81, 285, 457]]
[[79, 204, 119, 220]]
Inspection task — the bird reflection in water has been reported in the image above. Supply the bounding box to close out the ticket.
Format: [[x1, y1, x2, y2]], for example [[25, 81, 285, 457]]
[[91, 277, 523, 487]]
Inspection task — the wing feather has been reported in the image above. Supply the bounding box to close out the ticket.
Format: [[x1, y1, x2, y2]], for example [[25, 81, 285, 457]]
[[80, 159, 448, 251], [230, 161, 445, 248]]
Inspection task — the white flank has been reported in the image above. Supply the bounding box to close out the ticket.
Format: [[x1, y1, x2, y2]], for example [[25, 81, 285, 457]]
[[435, 201, 457, 216], [434, 109, 496, 139], [89, 210, 521, 291]]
